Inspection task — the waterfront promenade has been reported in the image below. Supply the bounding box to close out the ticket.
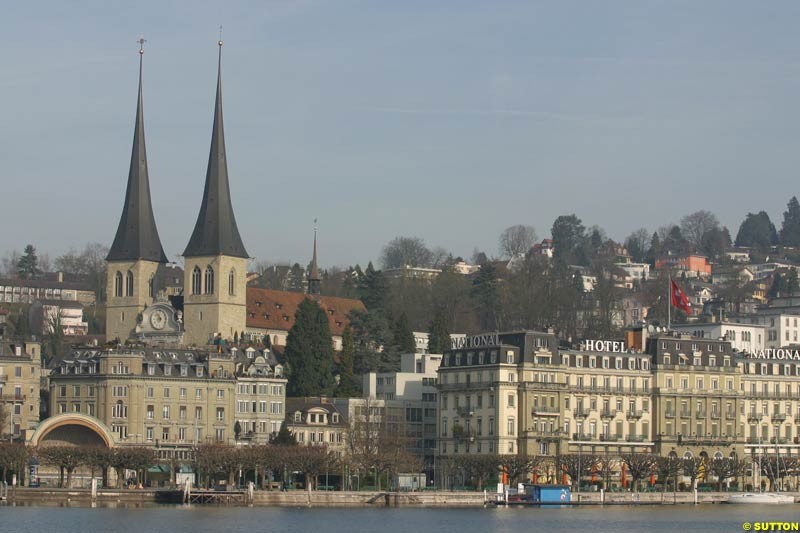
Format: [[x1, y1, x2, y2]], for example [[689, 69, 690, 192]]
[[4, 487, 796, 507]]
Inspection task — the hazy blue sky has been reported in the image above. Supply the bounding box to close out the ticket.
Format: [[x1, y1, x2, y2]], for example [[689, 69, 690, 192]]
[[3, 1, 800, 268]]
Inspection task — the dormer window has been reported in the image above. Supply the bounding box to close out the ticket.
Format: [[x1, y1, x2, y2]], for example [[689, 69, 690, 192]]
[[180, 365, 188, 377], [196, 367, 204, 377], [294, 411, 302, 423], [332, 413, 339, 423], [147, 364, 155, 376], [164, 364, 172, 376]]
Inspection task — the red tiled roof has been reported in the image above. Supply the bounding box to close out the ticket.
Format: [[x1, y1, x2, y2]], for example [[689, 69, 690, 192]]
[[246, 288, 365, 337]]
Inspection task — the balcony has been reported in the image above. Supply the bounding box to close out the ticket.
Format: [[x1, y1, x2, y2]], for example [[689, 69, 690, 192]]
[[600, 409, 617, 419], [626, 434, 648, 442], [533, 406, 560, 416], [771, 413, 787, 422], [683, 436, 733, 446], [725, 411, 737, 419], [451, 426, 476, 442], [528, 429, 563, 441], [695, 410, 706, 419], [626, 410, 643, 420], [710, 411, 721, 419], [571, 433, 595, 441], [456, 406, 475, 418], [747, 413, 763, 423], [599, 434, 619, 442], [679, 410, 691, 418], [573, 408, 589, 419], [664, 410, 676, 418]]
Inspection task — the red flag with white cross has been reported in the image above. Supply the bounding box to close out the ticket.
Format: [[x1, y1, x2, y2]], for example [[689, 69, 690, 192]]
[[670, 279, 691, 314]]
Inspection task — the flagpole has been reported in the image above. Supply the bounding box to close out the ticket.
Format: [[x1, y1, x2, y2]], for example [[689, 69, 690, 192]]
[[667, 275, 671, 331]]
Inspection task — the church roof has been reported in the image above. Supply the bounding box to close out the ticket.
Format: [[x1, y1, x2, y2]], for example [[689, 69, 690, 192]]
[[246, 288, 365, 338], [183, 42, 248, 259], [107, 46, 168, 264]]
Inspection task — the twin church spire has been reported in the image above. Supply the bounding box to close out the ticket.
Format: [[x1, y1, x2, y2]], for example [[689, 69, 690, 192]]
[[108, 38, 248, 265], [106, 39, 168, 263]]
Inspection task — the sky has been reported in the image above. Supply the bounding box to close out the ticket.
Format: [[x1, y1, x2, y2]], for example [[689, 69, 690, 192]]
[[3, 0, 800, 269]]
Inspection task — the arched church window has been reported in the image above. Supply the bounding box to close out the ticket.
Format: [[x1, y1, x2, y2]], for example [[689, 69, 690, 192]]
[[205, 266, 215, 294], [115, 271, 123, 297], [192, 267, 202, 295], [125, 271, 134, 297], [228, 269, 235, 296]]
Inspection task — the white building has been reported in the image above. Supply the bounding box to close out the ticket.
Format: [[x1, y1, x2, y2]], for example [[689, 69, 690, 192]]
[[749, 311, 800, 348], [616, 262, 650, 283], [29, 299, 88, 336], [362, 352, 442, 481], [670, 322, 766, 354]]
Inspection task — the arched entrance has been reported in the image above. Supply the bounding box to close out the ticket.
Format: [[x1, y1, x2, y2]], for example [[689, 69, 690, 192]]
[[29, 413, 116, 448]]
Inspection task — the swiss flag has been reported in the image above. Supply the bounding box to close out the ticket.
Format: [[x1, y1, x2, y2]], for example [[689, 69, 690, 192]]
[[670, 279, 691, 314]]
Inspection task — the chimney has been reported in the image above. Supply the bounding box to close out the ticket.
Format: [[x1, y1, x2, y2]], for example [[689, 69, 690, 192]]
[[57, 271, 64, 283]]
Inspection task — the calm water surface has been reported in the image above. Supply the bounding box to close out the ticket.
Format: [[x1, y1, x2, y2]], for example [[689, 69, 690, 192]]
[[1, 504, 798, 532]]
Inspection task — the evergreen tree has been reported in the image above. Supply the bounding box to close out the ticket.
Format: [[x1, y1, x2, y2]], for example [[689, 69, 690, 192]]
[[270, 421, 296, 445], [263, 334, 271, 348], [358, 262, 388, 310], [17, 244, 39, 279], [349, 308, 392, 373], [551, 214, 587, 266], [471, 263, 501, 330], [336, 326, 360, 397], [735, 211, 778, 250], [284, 298, 335, 397], [645, 232, 661, 266], [770, 272, 787, 298], [392, 312, 416, 354], [788, 268, 799, 296], [288, 263, 306, 292], [427, 309, 451, 354], [780, 196, 800, 247]]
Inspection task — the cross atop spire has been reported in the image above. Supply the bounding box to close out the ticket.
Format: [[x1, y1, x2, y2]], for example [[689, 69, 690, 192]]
[[106, 39, 167, 264], [183, 38, 249, 259], [308, 219, 321, 295]]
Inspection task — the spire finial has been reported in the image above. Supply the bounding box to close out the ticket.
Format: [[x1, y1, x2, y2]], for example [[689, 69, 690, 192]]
[[218, 25, 223, 47], [138, 35, 146, 55]]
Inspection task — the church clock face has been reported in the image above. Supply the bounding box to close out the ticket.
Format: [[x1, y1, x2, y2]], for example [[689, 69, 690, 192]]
[[150, 309, 168, 330]]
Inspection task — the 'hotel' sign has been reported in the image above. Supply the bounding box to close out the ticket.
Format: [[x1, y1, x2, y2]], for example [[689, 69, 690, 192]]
[[579, 340, 627, 353]]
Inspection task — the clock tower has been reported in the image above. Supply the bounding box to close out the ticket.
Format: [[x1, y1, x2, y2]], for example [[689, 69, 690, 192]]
[[181, 40, 248, 346], [106, 41, 168, 342]]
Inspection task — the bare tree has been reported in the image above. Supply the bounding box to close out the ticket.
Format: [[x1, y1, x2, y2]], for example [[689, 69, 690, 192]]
[[681, 457, 704, 490], [624, 228, 650, 263], [557, 453, 599, 492], [708, 457, 738, 491], [380, 237, 434, 269], [655, 455, 680, 493], [620, 453, 657, 492], [499, 225, 537, 259], [680, 210, 720, 248]]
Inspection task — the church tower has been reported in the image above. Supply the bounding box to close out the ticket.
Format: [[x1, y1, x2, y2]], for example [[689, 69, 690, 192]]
[[182, 40, 249, 346], [307, 223, 321, 296], [106, 40, 168, 342]]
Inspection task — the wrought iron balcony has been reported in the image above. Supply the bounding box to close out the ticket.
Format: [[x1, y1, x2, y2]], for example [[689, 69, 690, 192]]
[[771, 412, 787, 422], [532, 406, 560, 416], [626, 410, 643, 420], [573, 408, 590, 418], [626, 434, 648, 442], [600, 409, 617, 419], [664, 410, 676, 418]]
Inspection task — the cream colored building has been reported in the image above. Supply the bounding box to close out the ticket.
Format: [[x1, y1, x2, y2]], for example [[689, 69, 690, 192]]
[[48, 345, 286, 452], [649, 334, 745, 460], [0, 341, 41, 440]]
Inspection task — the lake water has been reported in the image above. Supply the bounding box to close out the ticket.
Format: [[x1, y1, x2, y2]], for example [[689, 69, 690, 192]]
[[0, 504, 797, 533]]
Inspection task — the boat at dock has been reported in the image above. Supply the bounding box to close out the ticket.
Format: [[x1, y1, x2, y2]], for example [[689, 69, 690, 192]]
[[726, 492, 795, 504]]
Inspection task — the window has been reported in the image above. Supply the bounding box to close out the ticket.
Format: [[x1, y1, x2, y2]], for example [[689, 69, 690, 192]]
[[507, 417, 515, 436], [228, 269, 236, 296], [162, 406, 170, 419], [205, 265, 215, 294], [191, 266, 202, 295], [114, 271, 123, 297], [217, 389, 225, 400], [162, 427, 170, 441], [507, 394, 515, 407], [146, 427, 154, 441], [146, 405, 154, 419], [147, 387, 154, 398], [216, 407, 225, 421], [195, 406, 202, 419], [125, 270, 134, 297]]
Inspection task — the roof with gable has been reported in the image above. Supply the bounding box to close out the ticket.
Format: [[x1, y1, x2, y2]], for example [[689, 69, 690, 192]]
[[246, 287, 365, 337]]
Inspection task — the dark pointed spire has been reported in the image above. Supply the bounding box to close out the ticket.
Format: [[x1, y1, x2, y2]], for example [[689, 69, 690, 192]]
[[308, 219, 321, 295], [107, 38, 168, 264], [183, 38, 249, 259]]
